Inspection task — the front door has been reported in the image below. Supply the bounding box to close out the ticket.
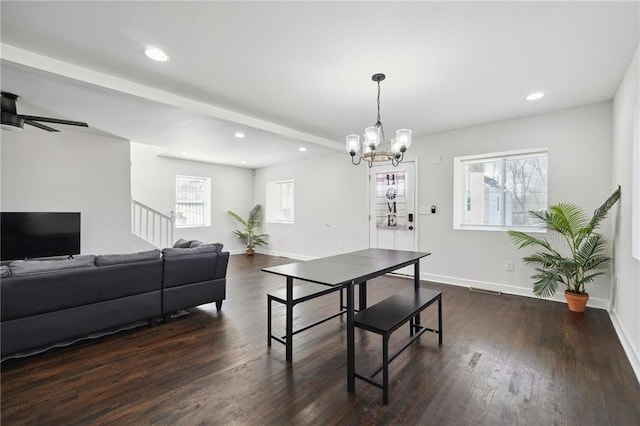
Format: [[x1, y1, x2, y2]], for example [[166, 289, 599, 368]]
[[369, 160, 417, 275]]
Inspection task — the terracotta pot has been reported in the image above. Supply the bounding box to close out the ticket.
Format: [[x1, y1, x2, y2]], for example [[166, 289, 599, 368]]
[[564, 291, 589, 313], [246, 248, 255, 256]]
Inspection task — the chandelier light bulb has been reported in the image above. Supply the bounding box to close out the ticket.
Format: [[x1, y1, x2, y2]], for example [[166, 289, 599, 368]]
[[346, 134, 361, 155], [391, 138, 400, 154], [395, 129, 412, 151], [365, 127, 381, 148]]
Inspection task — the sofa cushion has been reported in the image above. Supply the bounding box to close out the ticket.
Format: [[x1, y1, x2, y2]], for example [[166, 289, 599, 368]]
[[162, 245, 218, 258], [173, 239, 193, 248], [188, 241, 224, 252], [95, 249, 161, 266], [0, 265, 10, 278], [9, 256, 96, 276], [30, 255, 74, 261]]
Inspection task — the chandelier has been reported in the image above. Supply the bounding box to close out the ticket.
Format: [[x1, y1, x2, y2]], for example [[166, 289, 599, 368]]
[[346, 73, 412, 167]]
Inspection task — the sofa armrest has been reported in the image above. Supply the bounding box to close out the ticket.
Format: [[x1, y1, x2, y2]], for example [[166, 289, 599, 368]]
[[214, 251, 229, 280]]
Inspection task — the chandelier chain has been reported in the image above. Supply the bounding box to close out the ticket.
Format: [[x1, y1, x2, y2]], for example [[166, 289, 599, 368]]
[[376, 80, 385, 143]]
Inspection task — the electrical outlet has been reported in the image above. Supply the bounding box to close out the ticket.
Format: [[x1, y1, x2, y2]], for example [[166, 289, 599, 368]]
[[337, 242, 343, 250], [505, 260, 515, 272]]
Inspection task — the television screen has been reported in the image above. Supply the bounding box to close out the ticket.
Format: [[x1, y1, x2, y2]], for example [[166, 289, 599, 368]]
[[1, 212, 81, 261]]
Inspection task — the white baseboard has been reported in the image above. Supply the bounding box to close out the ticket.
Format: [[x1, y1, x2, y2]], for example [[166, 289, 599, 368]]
[[420, 272, 610, 310], [254, 249, 314, 261], [227, 248, 248, 255], [227, 248, 312, 258], [609, 311, 640, 384]]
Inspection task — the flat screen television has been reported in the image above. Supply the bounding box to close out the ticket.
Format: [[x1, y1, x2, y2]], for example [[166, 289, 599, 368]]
[[1, 212, 81, 261]]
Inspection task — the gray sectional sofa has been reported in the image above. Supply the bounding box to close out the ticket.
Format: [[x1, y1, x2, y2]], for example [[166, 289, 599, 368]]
[[0, 241, 229, 359]]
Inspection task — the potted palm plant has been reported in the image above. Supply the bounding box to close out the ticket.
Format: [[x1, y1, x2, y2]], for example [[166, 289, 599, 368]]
[[507, 186, 620, 312], [227, 204, 268, 256]]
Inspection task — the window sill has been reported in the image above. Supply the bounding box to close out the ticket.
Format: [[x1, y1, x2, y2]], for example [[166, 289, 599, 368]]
[[175, 224, 211, 229]]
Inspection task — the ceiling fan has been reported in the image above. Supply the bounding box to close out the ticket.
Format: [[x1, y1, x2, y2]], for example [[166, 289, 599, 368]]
[[1, 92, 88, 132]]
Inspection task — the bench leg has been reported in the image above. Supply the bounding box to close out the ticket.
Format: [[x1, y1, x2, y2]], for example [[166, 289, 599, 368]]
[[267, 295, 272, 347], [216, 300, 223, 311], [383, 334, 390, 404]]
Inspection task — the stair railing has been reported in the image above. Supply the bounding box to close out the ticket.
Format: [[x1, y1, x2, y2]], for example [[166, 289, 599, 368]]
[[131, 199, 174, 249]]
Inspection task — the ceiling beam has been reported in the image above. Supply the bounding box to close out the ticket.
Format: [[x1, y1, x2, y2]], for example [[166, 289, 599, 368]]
[[0, 43, 343, 151]]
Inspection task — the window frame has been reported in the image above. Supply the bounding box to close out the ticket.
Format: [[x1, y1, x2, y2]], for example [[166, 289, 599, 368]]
[[266, 179, 295, 224], [453, 148, 548, 232], [174, 174, 211, 228], [632, 97, 640, 261]]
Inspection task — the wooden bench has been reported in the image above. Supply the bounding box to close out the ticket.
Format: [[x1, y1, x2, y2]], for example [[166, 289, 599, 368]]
[[267, 283, 351, 348], [354, 287, 442, 404]]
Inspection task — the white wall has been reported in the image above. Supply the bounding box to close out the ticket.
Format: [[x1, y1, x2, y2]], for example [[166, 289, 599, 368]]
[[1, 128, 132, 255], [130, 143, 254, 253], [254, 153, 369, 259], [415, 102, 614, 305], [611, 45, 640, 379], [255, 103, 614, 307]]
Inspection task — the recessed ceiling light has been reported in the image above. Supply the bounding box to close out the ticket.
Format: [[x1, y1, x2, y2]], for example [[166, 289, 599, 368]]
[[144, 46, 169, 62], [181, 152, 190, 156], [526, 92, 545, 101], [241, 160, 247, 164], [234, 132, 245, 138], [298, 147, 307, 152]]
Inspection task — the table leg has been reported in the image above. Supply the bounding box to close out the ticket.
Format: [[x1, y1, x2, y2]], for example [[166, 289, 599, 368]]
[[286, 276, 293, 363], [359, 281, 367, 310], [438, 295, 443, 345], [414, 260, 421, 327], [347, 280, 355, 393]]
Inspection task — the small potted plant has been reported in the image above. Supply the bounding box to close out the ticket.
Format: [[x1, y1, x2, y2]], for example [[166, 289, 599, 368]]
[[508, 186, 620, 312], [227, 204, 268, 256]]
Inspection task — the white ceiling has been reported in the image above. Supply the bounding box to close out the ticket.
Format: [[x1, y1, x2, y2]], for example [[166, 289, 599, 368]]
[[1, 1, 638, 168]]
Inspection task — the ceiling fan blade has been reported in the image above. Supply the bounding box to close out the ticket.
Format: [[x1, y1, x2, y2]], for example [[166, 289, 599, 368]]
[[22, 115, 88, 127], [24, 119, 60, 132]]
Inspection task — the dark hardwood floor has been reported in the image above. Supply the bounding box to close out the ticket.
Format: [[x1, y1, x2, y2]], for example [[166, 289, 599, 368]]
[[2, 254, 639, 425]]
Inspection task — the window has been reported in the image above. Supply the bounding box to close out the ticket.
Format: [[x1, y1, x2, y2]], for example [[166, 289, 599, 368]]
[[266, 180, 295, 223], [175, 175, 211, 228], [453, 149, 548, 230]]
